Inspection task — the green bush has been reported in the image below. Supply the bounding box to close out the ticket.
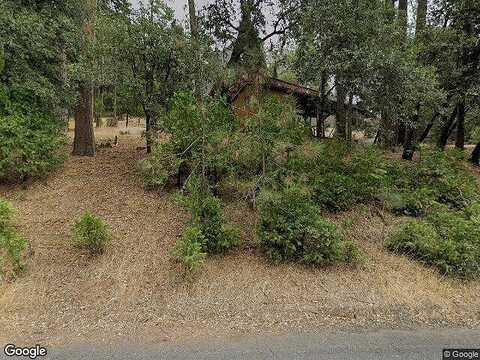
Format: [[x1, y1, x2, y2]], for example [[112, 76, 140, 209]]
[[140, 143, 182, 189], [389, 187, 436, 217], [179, 176, 239, 254], [414, 150, 478, 210], [304, 142, 387, 212], [312, 173, 356, 212], [257, 185, 359, 265], [0, 200, 27, 277], [387, 213, 480, 277], [172, 225, 206, 274], [73, 212, 111, 255], [0, 113, 66, 182], [465, 202, 480, 224]]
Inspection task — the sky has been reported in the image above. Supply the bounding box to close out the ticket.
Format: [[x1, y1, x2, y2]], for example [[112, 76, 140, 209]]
[[130, 0, 209, 21]]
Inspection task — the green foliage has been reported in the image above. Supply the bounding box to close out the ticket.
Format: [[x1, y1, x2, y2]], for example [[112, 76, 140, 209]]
[[387, 210, 480, 277], [257, 185, 359, 265], [0, 113, 66, 182], [0, 200, 27, 278], [179, 177, 239, 254], [384, 149, 479, 219], [144, 92, 236, 190], [415, 151, 479, 209], [140, 143, 182, 189], [389, 187, 436, 217], [73, 212, 112, 256], [291, 141, 387, 212], [172, 225, 206, 275]]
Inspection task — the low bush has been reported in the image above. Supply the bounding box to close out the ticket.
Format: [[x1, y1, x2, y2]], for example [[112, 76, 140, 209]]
[[140, 143, 182, 189], [387, 212, 480, 277], [0, 200, 27, 278], [300, 142, 387, 212], [257, 185, 360, 265], [389, 187, 436, 217], [72, 212, 111, 255], [0, 113, 66, 182], [414, 150, 478, 210], [172, 225, 206, 274], [179, 176, 239, 254]]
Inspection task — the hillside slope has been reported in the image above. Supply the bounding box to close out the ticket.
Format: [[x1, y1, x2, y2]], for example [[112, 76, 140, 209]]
[[0, 131, 479, 346]]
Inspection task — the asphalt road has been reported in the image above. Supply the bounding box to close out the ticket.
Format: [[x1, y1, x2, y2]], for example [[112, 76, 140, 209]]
[[2, 329, 479, 360]]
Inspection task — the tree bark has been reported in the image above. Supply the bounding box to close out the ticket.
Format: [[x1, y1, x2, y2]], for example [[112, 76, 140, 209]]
[[73, 85, 96, 156], [335, 80, 347, 140], [415, 0, 427, 34], [419, 112, 439, 143], [470, 143, 480, 166], [437, 105, 458, 149], [73, 0, 96, 156], [316, 71, 327, 138], [455, 100, 465, 149], [398, 0, 408, 41], [188, 0, 199, 38], [402, 105, 419, 160]]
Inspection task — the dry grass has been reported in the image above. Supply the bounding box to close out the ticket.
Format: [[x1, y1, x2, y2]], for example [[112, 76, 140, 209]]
[[0, 129, 479, 347]]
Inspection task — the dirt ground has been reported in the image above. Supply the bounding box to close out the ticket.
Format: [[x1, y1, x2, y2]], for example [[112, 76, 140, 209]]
[[0, 126, 479, 347]]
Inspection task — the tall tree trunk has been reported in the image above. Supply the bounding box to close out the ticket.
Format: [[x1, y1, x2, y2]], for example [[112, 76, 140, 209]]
[[419, 112, 439, 143], [316, 71, 327, 138], [437, 105, 458, 149], [416, 0, 428, 34], [188, 0, 199, 38], [335, 79, 347, 141], [470, 143, 480, 166], [455, 100, 465, 149], [402, 105, 419, 160], [394, 0, 408, 145], [73, 85, 95, 156], [398, 0, 408, 41], [73, 0, 96, 156]]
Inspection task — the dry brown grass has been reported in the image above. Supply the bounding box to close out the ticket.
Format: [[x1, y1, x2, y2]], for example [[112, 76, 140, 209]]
[[0, 129, 479, 347]]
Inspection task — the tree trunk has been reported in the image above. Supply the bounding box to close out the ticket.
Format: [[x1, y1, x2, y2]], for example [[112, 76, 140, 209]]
[[455, 100, 465, 149], [398, 0, 408, 42], [419, 112, 439, 143], [335, 80, 347, 140], [415, 0, 427, 34], [73, 84, 96, 156], [437, 105, 458, 149], [188, 0, 199, 38], [73, 0, 96, 156], [316, 71, 327, 138], [397, 123, 406, 146], [470, 143, 480, 166], [402, 105, 419, 160]]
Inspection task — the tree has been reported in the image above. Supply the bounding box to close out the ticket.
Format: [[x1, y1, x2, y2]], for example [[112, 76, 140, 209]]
[[73, 0, 97, 156], [202, 0, 294, 73], [188, 0, 199, 38]]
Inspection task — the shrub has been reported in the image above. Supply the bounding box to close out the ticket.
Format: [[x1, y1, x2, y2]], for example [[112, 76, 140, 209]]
[[0, 113, 66, 182], [172, 225, 206, 274], [387, 214, 480, 277], [312, 173, 356, 212], [140, 143, 182, 189], [389, 187, 436, 217], [257, 185, 359, 265], [73, 212, 111, 255], [179, 176, 239, 254], [0, 200, 27, 278], [306, 142, 387, 212], [465, 202, 480, 224], [414, 150, 478, 210]]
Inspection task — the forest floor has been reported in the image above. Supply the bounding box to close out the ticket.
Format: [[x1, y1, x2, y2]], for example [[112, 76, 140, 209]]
[[0, 125, 479, 347]]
